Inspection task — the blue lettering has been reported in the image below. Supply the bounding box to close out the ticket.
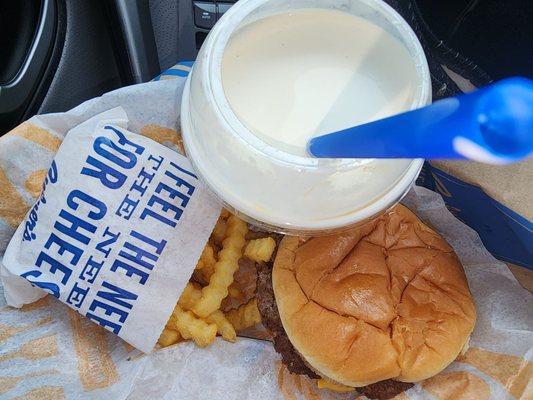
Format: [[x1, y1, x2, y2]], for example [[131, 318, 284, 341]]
[[86, 311, 122, 334], [103, 125, 145, 155], [21, 161, 59, 242], [130, 230, 167, 255], [156, 182, 190, 208], [118, 242, 157, 270], [130, 167, 155, 196], [115, 194, 139, 220], [140, 207, 177, 227], [66, 281, 90, 308], [86, 280, 139, 334], [110, 231, 166, 284], [95, 227, 120, 258], [79, 256, 104, 284], [54, 209, 96, 245], [94, 136, 138, 169], [140, 194, 182, 228], [95, 280, 137, 310], [110, 259, 149, 285], [44, 233, 83, 266], [67, 190, 107, 220], [164, 169, 196, 196], [35, 251, 72, 285], [168, 160, 198, 180], [148, 154, 164, 171], [81, 156, 127, 190], [23, 209, 38, 241], [48, 160, 58, 183]]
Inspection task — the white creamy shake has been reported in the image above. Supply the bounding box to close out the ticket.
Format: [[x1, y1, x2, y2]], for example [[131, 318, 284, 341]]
[[222, 9, 419, 156], [182, 2, 430, 231]]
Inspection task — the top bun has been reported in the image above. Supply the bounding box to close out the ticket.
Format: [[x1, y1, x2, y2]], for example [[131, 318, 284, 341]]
[[272, 205, 476, 387]]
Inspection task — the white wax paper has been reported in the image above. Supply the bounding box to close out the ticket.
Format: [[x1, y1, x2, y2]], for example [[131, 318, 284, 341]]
[[0, 185, 531, 399], [0, 77, 531, 399]]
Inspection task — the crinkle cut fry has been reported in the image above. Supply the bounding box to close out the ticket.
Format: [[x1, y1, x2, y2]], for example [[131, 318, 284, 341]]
[[179, 282, 236, 341], [174, 305, 217, 347], [226, 298, 261, 331], [193, 216, 248, 318], [211, 217, 227, 245], [158, 328, 181, 347]]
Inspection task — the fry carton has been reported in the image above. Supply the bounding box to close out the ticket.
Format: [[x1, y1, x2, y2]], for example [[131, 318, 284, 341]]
[[2, 106, 220, 352]]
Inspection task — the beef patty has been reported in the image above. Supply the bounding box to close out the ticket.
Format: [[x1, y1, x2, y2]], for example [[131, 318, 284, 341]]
[[256, 261, 413, 400]]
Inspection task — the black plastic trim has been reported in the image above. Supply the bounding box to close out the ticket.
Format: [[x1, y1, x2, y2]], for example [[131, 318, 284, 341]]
[[408, 0, 493, 88], [28, 0, 67, 119], [0, 0, 56, 113], [110, 0, 161, 83]]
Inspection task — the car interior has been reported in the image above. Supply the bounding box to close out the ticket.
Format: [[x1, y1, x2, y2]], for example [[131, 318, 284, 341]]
[[0, 2, 531, 398], [0, 0, 531, 134]]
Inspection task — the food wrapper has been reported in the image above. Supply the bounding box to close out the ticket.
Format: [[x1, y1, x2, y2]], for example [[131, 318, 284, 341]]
[[0, 73, 532, 399], [2, 105, 220, 352]]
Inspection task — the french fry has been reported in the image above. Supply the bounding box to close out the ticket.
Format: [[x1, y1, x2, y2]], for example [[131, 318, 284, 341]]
[[195, 243, 216, 272], [178, 282, 202, 310], [158, 328, 181, 347], [198, 244, 217, 282], [202, 244, 217, 268], [162, 213, 251, 347], [244, 237, 276, 262], [226, 298, 261, 331], [174, 305, 217, 347], [200, 266, 216, 284], [179, 282, 236, 341], [206, 310, 236, 342], [166, 308, 178, 329], [194, 244, 217, 283], [191, 269, 209, 286], [211, 218, 227, 245], [196, 266, 213, 285], [220, 209, 230, 219], [192, 216, 248, 317]]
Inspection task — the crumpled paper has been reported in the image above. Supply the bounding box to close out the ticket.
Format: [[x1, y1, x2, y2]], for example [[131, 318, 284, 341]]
[[0, 77, 531, 399], [1, 187, 531, 399]]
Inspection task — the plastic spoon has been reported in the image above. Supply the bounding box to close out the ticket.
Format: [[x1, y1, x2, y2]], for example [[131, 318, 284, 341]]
[[307, 77, 533, 164]]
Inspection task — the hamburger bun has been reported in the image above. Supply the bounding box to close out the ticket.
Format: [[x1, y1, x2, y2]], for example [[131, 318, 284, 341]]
[[272, 205, 476, 387]]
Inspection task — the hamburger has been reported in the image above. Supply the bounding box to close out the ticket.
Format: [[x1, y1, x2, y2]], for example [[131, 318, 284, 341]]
[[257, 205, 476, 399]]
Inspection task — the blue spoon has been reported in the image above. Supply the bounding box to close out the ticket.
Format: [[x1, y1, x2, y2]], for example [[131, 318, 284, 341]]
[[307, 77, 533, 164]]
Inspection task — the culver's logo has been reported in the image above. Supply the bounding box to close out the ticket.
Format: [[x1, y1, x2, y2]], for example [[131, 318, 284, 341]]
[[22, 161, 58, 242]]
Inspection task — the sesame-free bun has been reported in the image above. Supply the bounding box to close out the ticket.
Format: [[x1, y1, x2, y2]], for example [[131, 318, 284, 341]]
[[272, 205, 476, 387]]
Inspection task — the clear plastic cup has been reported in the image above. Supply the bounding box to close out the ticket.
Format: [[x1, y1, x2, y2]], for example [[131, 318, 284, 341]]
[[181, 0, 431, 234]]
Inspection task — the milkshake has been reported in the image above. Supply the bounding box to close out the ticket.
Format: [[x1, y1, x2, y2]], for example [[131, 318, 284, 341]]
[[181, 0, 431, 233], [222, 9, 419, 157]]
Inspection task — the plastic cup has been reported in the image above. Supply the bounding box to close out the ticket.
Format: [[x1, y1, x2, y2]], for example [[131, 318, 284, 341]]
[[181, 0, 431, 234]]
